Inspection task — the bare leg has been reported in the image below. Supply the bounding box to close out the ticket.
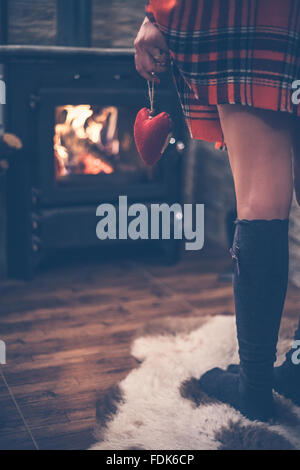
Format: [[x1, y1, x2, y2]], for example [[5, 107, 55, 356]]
[[218, 104, 293, 221]]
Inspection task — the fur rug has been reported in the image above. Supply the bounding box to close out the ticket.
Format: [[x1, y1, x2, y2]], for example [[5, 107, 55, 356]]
[[91, 315, 300, 450]]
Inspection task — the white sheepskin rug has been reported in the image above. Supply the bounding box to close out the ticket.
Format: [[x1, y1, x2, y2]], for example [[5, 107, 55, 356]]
[[91, 315, 300, 450]]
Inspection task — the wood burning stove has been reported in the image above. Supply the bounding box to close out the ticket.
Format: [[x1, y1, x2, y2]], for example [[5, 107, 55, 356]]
[[1, 46, 186, 279]]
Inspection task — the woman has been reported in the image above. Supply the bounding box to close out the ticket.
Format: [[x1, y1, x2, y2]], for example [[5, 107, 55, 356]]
[[134, 0, 300, 422]]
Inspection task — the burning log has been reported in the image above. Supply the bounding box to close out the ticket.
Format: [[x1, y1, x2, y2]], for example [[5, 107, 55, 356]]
[[54, 105, 116, 178], [0, 133, 23, 173]]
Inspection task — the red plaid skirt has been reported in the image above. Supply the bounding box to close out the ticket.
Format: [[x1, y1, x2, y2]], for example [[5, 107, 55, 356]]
[[146, 0, 300, 145]]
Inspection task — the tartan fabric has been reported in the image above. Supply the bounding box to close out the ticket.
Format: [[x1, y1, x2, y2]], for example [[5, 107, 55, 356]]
[[145, 0, 300, 144]]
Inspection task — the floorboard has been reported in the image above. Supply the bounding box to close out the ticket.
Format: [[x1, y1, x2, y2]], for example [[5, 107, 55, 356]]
[[0, 243, 298, 450]]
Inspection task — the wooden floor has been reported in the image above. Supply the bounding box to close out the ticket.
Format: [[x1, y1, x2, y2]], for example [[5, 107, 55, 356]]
[[0, 243, 299, 450]]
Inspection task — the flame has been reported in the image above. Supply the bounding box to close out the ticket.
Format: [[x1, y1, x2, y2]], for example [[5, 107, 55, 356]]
[[86, 121, 104, 144], [54, 105, 118, 178], [80, 155, 113, 175]]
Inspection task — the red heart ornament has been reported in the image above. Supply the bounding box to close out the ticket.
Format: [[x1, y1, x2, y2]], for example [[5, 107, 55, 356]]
[[134, 108, 173, 166]]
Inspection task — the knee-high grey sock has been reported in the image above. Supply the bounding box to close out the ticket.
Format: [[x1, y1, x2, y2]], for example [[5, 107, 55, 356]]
[[234, 219, 289, 393], [199, 219, 289, 421]]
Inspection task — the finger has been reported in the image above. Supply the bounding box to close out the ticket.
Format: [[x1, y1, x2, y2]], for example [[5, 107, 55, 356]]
[[135, 49, 168, 81], [147, 50, 169, 69], [142, 70, 160, 83], [147, 46, 169, 62], [142, 52, 162, 81], [152, 61, 168, 73], [154, 34, 169, 54], [135, 54, 160, 83], [147, 58, 168, 75], [151, 56, 169, 70], [140, 69, 160, 82]]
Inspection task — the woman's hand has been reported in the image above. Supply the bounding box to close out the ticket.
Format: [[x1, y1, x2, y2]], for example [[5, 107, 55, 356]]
[[134, 17, 170, 83]]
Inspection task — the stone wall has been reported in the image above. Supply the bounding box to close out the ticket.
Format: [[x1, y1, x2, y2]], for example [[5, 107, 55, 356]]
[[8, 0, 57, 45], [6, 0, 145, 47], [92, 1, 145, 48]]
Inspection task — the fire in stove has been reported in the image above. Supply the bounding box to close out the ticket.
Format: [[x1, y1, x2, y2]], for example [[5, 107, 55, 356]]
[[54, 104, 121, 178]]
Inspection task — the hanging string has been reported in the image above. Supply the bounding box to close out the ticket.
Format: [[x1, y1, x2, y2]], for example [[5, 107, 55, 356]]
[[147, 79, 155, 117]]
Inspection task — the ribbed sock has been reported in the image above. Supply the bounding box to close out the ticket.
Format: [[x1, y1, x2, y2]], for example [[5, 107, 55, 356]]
[[199, 219, 289, 421]]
